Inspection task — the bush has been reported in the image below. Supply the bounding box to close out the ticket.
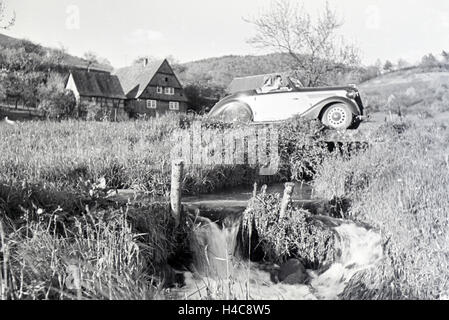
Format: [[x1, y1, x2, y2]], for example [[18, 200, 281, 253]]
[[278, 117, 329, 180], [80, 101, 102, 121], [38, 73, 77, 119], [242, 191, 337, 269]]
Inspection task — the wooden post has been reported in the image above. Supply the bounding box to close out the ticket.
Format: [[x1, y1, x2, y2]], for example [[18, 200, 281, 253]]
[[279, 182, 295, 219], [171, 160, 184, 227], [260, 184, 268, 196], [252, 182, 258, 198]]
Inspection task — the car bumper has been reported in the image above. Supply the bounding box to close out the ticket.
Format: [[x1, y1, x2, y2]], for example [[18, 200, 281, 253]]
[[356, 115, 369, 121]]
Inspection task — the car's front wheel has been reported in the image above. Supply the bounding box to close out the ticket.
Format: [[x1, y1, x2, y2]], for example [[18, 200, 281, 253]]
[[321, 103, 353, 130]]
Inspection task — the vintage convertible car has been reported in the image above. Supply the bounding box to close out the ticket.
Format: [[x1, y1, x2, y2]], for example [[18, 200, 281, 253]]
[[208, 74, 365, 130]]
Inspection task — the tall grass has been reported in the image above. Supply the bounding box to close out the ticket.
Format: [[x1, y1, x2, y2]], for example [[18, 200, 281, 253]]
[[0, 201, 183, 300], [313, 122, 449, 299], [0, 115, 262, 198]]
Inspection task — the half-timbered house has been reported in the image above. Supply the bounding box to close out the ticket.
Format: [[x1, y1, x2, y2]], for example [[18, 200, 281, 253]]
[[114, 59, 188, 117]]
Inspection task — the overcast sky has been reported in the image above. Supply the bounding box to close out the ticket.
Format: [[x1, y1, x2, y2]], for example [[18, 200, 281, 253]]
[[2, 0, 449, 68]]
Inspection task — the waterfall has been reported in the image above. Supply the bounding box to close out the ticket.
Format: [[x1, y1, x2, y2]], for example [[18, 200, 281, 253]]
[[179, 216, 382, 300], [189, 216, 241, 279], [308, 221, 383, 299]]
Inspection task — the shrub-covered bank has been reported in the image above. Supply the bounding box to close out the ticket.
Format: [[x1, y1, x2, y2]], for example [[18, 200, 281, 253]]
[[241, 190, 337, 270], [313, 122, 449, 299]]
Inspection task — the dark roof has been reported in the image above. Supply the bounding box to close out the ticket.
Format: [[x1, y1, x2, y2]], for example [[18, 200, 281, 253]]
[[114, 60, 165, 99], [69, 70, 126, 99], [228, 73, 289, 94]]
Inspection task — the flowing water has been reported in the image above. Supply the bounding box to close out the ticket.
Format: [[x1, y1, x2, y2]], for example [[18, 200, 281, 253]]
[[177, 183, 383, 300]]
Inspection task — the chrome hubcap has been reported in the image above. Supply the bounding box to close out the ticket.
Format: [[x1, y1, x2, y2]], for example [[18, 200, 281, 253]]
[[328, 107, 347, 127]]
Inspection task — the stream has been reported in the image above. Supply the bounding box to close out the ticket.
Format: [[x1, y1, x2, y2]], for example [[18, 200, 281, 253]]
[[176, 183, 383, 300]]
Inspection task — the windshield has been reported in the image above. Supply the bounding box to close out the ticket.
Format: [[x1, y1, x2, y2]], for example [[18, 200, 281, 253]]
[[289, 77, 304, 88], [290, 77, 304, 88]]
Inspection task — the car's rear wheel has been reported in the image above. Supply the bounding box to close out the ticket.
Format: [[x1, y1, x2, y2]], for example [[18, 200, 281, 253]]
[[322, 103, 353, 130]]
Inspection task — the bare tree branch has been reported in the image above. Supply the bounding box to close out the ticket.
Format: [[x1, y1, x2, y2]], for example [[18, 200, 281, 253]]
[[246, 0, 360, 86], [0, 0, 15, 29]]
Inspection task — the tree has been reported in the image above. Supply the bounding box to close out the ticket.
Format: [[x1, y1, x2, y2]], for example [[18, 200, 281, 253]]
[[81, 101, 102, 121], [442, 51, 449, 64], [132, 55, 159, 66], [83, 51, 112, 70], [397, 58, 410, 70], [245, 0, 360, 86], [421, 53, 439, 68], [359, 65, 381, 82], [0, 0, 15, 29], [0, 69, 6, 100], [383, 60, 393, 72], [83, 51, 99, 70], [374, 59, 383, 74], [38, 73, 76, 119]]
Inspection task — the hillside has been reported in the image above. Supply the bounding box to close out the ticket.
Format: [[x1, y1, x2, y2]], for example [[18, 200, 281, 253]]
[[359, 66, 449, 116], [175, 53, 296, 89], [0, 33, 19, 46], [0, 33, 112, 72]]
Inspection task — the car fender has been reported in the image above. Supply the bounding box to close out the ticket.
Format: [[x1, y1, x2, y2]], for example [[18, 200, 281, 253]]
[[301, 96, 362, 120], [207, 98, 254, 121]]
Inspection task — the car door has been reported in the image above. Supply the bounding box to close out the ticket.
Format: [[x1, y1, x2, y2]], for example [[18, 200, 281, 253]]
[[252, 91, 311, 122]]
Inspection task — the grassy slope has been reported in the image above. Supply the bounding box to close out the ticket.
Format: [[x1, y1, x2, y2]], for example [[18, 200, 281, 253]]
[[313, 121, 449, 300], [359, 67, 449, 118]]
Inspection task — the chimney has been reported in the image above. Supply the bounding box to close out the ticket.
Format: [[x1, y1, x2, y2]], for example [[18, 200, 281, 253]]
[[143, 58, 149, 67]]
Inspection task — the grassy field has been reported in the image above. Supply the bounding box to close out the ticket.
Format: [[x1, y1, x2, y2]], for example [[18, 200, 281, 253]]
[[0, 109, 448, 300], [0, 114, 262, 299]]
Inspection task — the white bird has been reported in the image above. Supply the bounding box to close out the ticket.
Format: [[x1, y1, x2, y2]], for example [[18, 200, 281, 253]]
[[4, 116, 16, 126]]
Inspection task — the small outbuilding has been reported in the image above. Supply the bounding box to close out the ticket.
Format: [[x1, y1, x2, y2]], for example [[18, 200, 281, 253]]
[[65, 69, 128, 121]]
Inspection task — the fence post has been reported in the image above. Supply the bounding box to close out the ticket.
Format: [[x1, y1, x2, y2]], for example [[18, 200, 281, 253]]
[[279, 182, 295, 219], [252, 182, 258, 198], [171, 159, 184, 227]]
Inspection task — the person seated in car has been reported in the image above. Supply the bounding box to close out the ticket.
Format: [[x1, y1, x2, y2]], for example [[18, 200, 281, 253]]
[[259, 75, 290, 93]]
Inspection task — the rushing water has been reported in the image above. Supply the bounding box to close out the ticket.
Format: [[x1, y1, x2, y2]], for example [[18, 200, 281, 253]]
[[177, 183, 383, 300]]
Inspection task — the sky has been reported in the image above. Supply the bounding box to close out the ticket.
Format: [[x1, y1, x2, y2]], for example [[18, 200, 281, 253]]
[[2, 0, 449, 68]]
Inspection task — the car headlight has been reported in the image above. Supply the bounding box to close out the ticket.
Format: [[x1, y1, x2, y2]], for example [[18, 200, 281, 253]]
[[346, 90, 358, 99]]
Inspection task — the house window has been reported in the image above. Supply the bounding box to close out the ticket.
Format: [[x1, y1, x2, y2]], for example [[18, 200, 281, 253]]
[[164, 87, 175, 95], [146, 100, 157, 109], [169, 101, 179, 111], [157, 86, 163, 94]]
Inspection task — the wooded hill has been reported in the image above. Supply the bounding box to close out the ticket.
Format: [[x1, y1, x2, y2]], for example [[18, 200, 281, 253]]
[[0, 33, 112, 72]]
